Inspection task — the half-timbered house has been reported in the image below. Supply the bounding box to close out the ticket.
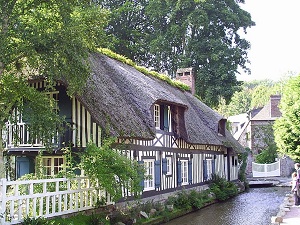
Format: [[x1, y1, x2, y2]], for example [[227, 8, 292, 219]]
[[3, 52, 244, 199]]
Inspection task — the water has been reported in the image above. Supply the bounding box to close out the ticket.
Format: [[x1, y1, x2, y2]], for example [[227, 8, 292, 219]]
[[163, 187, 290, 225]]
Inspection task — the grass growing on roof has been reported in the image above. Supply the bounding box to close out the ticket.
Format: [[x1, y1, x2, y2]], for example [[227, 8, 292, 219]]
[[97, 48, 190, 92]]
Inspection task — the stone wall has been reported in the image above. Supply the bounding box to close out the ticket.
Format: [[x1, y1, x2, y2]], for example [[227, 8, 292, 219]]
[[280, 156, 295, 177]]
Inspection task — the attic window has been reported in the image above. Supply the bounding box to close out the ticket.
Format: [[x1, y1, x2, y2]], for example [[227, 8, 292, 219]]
[[154, 103, 172, 132], [154, 104, 160, 128], [178, 73, 183, 76], [218, 119, 226, 136], [184, 72, 190, 76]]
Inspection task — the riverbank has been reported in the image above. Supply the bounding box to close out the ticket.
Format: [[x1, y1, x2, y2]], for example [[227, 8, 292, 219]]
[[267, 176, 300, 225], [271, 193, 300, 225]]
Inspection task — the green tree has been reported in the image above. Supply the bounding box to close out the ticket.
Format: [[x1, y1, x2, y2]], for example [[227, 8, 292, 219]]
[[0, 0, 109, 93], [101, 0, 150, 63], [274, 75, 300, 161], [104, 0, 255, 108], [253, 124, 277, 163], [251, 85, 274, 109], [0, 0, 109, 176], [217, 79, 286, 118], [80, 139, 145, 201], [147, 0, 255, 108], [218, 87, 252, 117]]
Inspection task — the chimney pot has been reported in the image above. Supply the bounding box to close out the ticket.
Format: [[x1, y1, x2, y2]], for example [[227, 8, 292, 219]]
[[175, 67, 195, 95]]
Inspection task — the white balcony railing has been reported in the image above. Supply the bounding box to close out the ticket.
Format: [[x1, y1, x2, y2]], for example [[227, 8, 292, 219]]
[[4, 122, 60, 149]]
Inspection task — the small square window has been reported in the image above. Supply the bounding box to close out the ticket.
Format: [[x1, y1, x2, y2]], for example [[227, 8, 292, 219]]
[[42, 156, 65, 176]]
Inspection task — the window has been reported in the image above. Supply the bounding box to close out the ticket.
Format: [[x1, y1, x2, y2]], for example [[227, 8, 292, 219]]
[[232, 156, 238, 167], [46, 91, 59, 112], [166, 157, 172, 175], [42, 156, 65, 176], [206, 159, 213, 180], [246, 132, 250, 141], [203, 158, 214, 181], [181, 160, 188, 185], [154, 104, 160, 129], [153, 103, 172, 132], [218, 119, 226, 136], [144, 159, 155, 191]]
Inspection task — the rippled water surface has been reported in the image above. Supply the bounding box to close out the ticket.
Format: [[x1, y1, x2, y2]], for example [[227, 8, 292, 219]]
[[163, 187, 290, 225]]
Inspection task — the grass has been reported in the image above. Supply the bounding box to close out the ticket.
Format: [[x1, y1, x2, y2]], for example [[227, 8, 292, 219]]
[[46, 214, 106, 225], [97, 48, 190, 92]]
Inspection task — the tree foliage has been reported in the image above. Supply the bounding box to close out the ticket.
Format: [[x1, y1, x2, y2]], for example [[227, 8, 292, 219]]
[[0, 74, 63, 148], [0, 0, 109, 144], [80, 139, 145, 201], [217, 79, 286, 117], [0, 1, 109, 176], [274, 75, 300, 161], [0, 0, 109, 93], [253, 124, 277, 163], [102, 0, 255, 108]]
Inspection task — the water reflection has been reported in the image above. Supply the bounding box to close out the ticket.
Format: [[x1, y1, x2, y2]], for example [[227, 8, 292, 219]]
[[163, 187, 289, 225]]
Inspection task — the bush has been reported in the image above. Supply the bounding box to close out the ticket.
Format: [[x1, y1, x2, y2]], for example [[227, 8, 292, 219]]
[[174, 189, 191, 210], [188, 189, 210, 209], [22, 217, 46, 225], [88, 213, 106, 225], [209, 174, 238, 201]]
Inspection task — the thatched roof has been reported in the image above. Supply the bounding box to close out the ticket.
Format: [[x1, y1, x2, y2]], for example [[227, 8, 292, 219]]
[[76, 53, 244, 153]]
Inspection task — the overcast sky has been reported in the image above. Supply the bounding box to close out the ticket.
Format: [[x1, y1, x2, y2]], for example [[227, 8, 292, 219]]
[[236, 0, 300, 81]]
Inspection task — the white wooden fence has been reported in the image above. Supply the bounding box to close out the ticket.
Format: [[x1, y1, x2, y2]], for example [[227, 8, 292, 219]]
[[252, 161, 281, 177], [0, 177, 113, 225]]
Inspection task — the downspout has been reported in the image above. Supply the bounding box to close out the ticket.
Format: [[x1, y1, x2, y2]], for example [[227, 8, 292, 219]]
[[227, 148, 231, 181], [0, 123, 5, 178]]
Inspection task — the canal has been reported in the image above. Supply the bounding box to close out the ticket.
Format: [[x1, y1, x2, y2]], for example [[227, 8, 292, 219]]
[[163, 186, 290, 225]]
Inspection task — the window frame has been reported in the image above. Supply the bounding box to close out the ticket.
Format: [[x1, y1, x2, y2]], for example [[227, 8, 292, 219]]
[[181, 160, 188, 185], [206, 159, 213, 180], [144, 159, 155, 191], [154, 103, 172, 132], [154, 104, 160, 129], [166, 156, 172, 175], [45, 91, 59, 112], [42, 156, 65, 176]]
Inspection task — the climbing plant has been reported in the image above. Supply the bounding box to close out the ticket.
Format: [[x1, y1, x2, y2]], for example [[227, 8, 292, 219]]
[[80, 138, 145, 201]]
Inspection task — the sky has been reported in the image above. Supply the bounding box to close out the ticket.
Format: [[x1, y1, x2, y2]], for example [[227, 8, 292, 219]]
[[236, 0, 300, 82]]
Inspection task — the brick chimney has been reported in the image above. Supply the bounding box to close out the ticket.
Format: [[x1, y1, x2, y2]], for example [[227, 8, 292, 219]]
[[175, 67, 195, 95], [270, 95, 281, 118]]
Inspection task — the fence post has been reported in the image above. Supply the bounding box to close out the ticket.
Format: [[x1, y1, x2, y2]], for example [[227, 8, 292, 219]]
[[0, 178, 7, 225], [264, 164, 267, 177]]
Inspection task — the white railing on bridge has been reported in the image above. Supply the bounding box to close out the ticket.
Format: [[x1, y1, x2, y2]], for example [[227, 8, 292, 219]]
[[252, 161, 281, 177], [0, 177, 113, 225]]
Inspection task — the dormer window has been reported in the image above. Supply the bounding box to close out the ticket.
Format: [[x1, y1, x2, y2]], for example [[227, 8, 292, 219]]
[[218, 119, 226, 136], [153, 103, 172, 132], [154, 104, 160, 128]]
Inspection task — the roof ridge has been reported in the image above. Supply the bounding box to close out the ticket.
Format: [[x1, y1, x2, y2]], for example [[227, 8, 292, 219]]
[[97, 48, 191, 92]]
